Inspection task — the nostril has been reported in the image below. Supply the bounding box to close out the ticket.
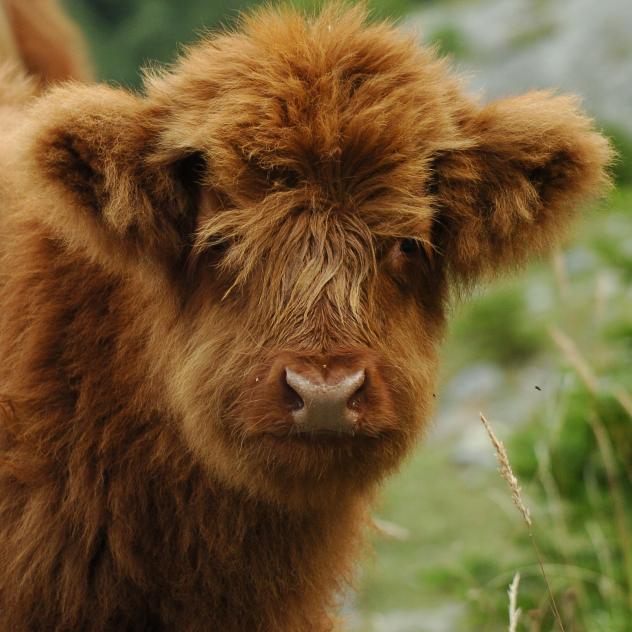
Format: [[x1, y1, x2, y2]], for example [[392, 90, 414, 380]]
[[346, 370, 366, 411], [281, 369, 304, 411]]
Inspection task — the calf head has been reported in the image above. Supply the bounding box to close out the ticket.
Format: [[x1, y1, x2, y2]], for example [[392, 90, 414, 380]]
[[26, 5, 611, 506]]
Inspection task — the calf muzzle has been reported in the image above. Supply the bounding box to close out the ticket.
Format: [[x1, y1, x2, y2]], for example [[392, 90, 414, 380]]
[[284, 365, 365, 435]]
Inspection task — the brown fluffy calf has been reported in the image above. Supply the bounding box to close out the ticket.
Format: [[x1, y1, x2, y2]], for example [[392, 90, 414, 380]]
[[0, 4, 611, 631]]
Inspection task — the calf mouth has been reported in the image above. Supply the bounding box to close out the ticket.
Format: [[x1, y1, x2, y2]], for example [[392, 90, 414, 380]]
[[255, 421, 400, 469]]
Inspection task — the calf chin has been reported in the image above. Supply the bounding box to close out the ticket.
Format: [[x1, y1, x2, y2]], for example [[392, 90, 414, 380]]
[[182, 385, 421, 510]]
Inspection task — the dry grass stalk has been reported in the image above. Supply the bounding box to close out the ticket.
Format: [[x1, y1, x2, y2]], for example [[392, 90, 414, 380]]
[[594, 273, 609, 325], [612, 386, 632, 419], [480, 413, 531, 528], [549, 326, 599, 393], [585, 521, 616, 597], [549, 326, 632, 418], [552, 252, 570, 302], [587, 413, 632, 611], [508, 572, 522, 632], [479, 413, 566, 632], [371, 516, 410, 541], [550, 326, 632, 608]]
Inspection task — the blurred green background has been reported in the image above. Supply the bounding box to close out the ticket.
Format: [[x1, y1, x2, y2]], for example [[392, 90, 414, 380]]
[[63, 1, 632, 630], [64, 0, 434, 86]]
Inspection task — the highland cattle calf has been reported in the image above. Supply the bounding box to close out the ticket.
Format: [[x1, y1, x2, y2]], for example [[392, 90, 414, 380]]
[[0, 3, 612, 631]]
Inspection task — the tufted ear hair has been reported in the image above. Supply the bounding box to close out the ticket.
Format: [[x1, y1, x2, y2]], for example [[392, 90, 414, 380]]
[[432, 91, 613, 283], [22, 84, 200, 273]]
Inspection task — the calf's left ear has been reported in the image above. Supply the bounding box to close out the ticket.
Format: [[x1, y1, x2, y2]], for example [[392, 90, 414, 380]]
[[432, 91, 613, 282]]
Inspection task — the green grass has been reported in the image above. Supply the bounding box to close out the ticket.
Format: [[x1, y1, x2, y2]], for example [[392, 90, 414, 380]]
[[358, 445, 521, 613], [424, 24, 471, 59]]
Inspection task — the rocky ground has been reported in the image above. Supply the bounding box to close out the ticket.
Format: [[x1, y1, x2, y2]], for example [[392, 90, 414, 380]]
[[408, 0, 632, 134]]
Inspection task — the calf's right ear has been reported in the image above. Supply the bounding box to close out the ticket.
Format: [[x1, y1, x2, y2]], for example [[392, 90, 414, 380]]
[[24, 84, 199, 272]]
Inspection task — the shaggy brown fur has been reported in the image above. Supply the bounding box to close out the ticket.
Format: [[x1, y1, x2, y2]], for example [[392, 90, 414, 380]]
[[0, 4, 612, 631]]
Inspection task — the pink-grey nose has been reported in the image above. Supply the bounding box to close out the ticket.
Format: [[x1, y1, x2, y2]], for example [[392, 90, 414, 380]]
[[285, 367, 366, 435]]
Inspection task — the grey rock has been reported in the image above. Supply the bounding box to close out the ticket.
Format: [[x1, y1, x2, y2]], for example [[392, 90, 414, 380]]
[[408, 0, 632, 134]]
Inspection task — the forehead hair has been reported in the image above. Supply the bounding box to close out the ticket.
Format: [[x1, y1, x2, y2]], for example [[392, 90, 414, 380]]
[[145, 4, 470, 262]]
